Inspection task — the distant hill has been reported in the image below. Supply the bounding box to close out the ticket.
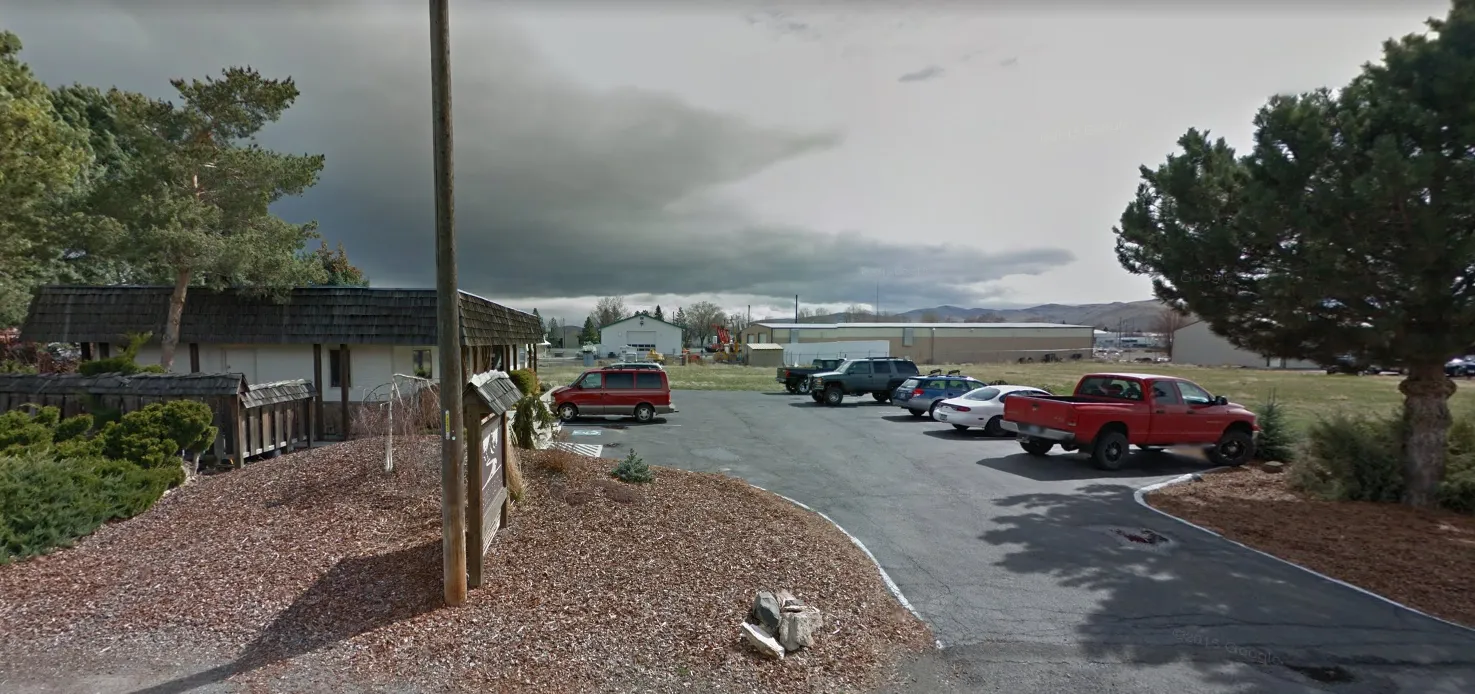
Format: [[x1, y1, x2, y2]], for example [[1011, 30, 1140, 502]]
[[770, 300, 1169, 331]]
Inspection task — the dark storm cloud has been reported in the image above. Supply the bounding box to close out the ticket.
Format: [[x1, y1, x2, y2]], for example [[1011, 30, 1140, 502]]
[[4, 1, 1073, 307]]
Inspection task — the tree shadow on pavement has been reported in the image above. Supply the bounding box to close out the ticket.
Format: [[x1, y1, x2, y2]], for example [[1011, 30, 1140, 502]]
[[127, 541, 440, 694], [977, 484, 1475, 693], [976, 451, 1210, 482]]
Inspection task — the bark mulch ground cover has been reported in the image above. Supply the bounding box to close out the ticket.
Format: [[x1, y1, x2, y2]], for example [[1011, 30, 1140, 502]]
[[1146, 463, 1475, 628], [0, 437, 936, 693]]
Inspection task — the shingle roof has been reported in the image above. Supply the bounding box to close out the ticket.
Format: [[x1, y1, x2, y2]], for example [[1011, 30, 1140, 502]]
[[241, 379, 315, 408], [0, 372, 247, 397], [20, 286, 543, 346], [463, 370, 522, 416]]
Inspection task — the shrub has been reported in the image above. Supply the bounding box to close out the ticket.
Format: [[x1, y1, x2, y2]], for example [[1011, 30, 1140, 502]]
[[611, 449, 654, 484], [508, 369, 540, 397], [1291, 411, 1404, 503], [1253, 391, 1296, 462], [0, 450, 178, 563], [76, 332, 165, 376], [510, 394, 555, 450], [100, 401, 217, 470], [0, 408, 57, 454]]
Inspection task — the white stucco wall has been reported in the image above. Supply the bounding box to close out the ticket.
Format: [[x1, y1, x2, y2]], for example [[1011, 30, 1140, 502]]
[[133, 342, 444, 401], [1172, 321, 1319, 369]]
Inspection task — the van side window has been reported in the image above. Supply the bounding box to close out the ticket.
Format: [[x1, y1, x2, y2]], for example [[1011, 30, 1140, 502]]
[[604, 372, 635, 389], [578, 373, 602, 389], [635, 372, 663, 389]]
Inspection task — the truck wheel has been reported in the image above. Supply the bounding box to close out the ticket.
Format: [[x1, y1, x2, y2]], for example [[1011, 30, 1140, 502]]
[[1020, 438, 1054, 456], [872, 392, 889, 402], [824, 386, 844, 406], [785, 382, 799, 394], [1091, 430, 1129, 471], [1208, 430, 1254, 466], [798, 380, 812, 394]]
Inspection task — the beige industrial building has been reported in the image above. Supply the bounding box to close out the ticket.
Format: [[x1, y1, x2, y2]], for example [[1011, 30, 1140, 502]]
[[739, 322, 1095, 364], [1171, 318, 1320, 369]]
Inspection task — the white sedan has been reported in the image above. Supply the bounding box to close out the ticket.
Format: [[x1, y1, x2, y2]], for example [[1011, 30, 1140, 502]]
[[933, 385, 1053, 436]]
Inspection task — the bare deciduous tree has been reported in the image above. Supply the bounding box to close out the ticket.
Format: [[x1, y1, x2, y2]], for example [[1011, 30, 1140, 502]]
[[1151, 306, 1193, 359], [593, 296, 626, 327]]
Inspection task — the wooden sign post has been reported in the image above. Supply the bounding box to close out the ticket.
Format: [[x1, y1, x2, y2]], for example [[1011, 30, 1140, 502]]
[[462, 371, 522, 587]]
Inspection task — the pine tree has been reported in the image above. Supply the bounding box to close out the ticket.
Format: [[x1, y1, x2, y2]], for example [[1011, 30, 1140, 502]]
[[654, 305, 664, 321], [580, 315, 599, 345], [611, 449, 654, 483], [1113, 0, 1475, 507]]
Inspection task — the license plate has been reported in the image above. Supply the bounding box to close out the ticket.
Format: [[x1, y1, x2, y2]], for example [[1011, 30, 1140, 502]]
[[937, 413, 948, 420], [1017, 423, 1041, 434]]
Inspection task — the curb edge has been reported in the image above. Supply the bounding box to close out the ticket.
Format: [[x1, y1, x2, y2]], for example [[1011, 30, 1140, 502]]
[[748, 483, 945, 650], [1134, 469, 1475, 637]]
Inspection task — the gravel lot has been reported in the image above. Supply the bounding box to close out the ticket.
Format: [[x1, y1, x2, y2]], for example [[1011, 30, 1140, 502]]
[[563, 390, 1475, 694], [0, 436, 935, 693]]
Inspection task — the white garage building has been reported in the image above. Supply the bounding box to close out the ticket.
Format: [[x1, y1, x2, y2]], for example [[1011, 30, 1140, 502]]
[[1172, 318, 1319, 369], [598, 314, 685, 356]]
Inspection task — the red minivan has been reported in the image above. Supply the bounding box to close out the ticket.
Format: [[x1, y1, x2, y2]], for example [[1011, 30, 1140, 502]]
[[551, 366, 676, 423]]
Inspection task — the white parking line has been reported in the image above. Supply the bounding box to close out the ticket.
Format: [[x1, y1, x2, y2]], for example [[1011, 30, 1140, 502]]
[[550, 441, 603, 457]]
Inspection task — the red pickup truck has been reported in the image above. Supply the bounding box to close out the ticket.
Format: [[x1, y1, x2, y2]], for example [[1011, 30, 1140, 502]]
[[1000, 372, 1258, 470]]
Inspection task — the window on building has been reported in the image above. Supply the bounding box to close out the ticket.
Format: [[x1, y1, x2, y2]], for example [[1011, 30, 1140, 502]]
[[604, 372, 635, 389], [329, 349, 350, 388], [412, 349, 432, 379], [902, 327, 915, 347]]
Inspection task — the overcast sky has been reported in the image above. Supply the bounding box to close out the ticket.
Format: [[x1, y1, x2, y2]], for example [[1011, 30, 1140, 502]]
[[1, 0, 1450, 324]]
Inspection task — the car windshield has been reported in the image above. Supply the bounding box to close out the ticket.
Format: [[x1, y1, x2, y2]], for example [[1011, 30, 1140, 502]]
[[963, 387, 1000, 401], [900, 378, 920, 389]]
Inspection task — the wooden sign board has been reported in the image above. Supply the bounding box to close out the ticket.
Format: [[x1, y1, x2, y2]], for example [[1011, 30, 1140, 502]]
[[478, 414, 505, 554], [462, 370, 520, 588]]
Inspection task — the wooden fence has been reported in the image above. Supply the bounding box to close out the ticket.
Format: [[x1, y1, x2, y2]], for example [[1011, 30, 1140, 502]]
[[0, 372, 315, 465]]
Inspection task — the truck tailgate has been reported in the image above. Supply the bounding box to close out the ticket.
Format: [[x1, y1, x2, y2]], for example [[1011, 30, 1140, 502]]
[[1004, 395, 1078, 430]]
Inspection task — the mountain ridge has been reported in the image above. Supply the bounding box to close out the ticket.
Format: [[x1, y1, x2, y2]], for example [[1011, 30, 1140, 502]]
[[767, 299, 1170, 330]]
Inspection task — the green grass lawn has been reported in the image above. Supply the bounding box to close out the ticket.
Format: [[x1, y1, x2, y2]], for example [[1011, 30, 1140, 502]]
[[538, 360, 1475, 432]]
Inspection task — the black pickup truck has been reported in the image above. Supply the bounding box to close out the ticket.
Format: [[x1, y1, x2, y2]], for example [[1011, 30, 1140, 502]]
[[777, 358, 845, 393]]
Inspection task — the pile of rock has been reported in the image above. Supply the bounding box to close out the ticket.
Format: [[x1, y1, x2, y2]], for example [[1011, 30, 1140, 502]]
[[740, 589, 824, 659]]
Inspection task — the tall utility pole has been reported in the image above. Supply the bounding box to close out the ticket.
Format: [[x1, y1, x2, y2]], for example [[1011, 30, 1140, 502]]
[[794, 295, 799, 324], [430, 0, 467, 608], [875, 281, 880, 319]]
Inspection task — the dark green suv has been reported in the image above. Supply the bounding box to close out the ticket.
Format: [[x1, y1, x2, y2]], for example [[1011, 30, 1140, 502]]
[[808, 357, 921, 406]]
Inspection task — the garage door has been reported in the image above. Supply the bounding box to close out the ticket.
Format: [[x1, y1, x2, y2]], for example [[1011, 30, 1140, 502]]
[[626, 331, 658, 349]]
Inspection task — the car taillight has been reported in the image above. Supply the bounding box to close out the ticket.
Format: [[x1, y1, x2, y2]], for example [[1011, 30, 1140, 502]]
[[953, 406, 971, 412], [911, 388, 924, 396]]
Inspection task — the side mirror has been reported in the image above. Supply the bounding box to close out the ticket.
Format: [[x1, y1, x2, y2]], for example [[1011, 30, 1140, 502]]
[[1214, 395, 1229, 406]]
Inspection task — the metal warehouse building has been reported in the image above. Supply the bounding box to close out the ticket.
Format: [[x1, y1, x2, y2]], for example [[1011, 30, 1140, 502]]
[[738, 322, 1095, 364]]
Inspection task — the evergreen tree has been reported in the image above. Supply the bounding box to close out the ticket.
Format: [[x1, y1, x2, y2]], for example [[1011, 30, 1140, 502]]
[[1113, 0, 1475, 507], [306, 241, 368, 286], [580, 315, 599, 345], [545, 316, 559, 344], [654, 305, 664, 321]]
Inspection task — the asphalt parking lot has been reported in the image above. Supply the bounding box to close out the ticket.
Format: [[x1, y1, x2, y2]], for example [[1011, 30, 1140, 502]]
[[561, 391, 1475, 693]]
